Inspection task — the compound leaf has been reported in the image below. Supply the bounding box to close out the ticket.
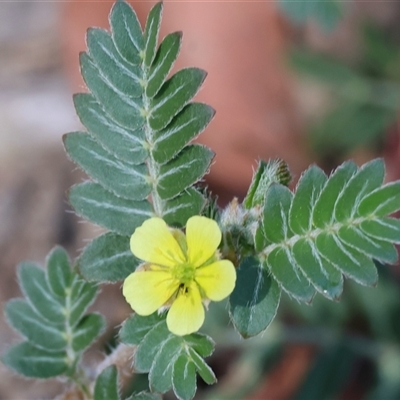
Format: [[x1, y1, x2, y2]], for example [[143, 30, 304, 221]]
[[120, 313, 216, 399], [260, 159, 400, 302], [4, 247, 103, 380]]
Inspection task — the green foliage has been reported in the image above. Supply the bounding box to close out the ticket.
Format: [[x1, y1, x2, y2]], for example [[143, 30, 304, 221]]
[[120, 313, 216, 400], [257, 159, 400, 312], [4, 2, 400, 400], [2, 247, 104, 379], [65, 1, 215, 285]]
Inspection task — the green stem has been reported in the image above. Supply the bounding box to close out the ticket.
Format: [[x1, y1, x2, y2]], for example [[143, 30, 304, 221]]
[[141, 56, 164, 217]]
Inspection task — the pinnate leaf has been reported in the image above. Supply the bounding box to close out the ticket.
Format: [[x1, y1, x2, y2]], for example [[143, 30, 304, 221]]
[[4, 247, 103, 379], [259, 159, 400, 303], [120, 314, 215, 399]]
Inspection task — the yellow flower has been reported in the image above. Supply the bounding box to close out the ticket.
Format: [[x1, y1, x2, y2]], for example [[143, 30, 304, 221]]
[[123, 216, 237, 336]]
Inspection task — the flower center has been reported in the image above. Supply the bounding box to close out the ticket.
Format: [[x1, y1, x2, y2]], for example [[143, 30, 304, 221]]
[[172, 262, 196, 286]]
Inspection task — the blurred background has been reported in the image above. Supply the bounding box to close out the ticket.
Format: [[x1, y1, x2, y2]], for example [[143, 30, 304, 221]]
[[1, 1, 400, 399]]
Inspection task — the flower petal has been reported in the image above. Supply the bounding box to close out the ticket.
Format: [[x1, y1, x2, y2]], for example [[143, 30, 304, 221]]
[[186, 216, 221, 267], [130, 218, 185, 267], [167, 283, 205, 336], [195, 260, 236, 301], [123, 270, 178, 315]]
